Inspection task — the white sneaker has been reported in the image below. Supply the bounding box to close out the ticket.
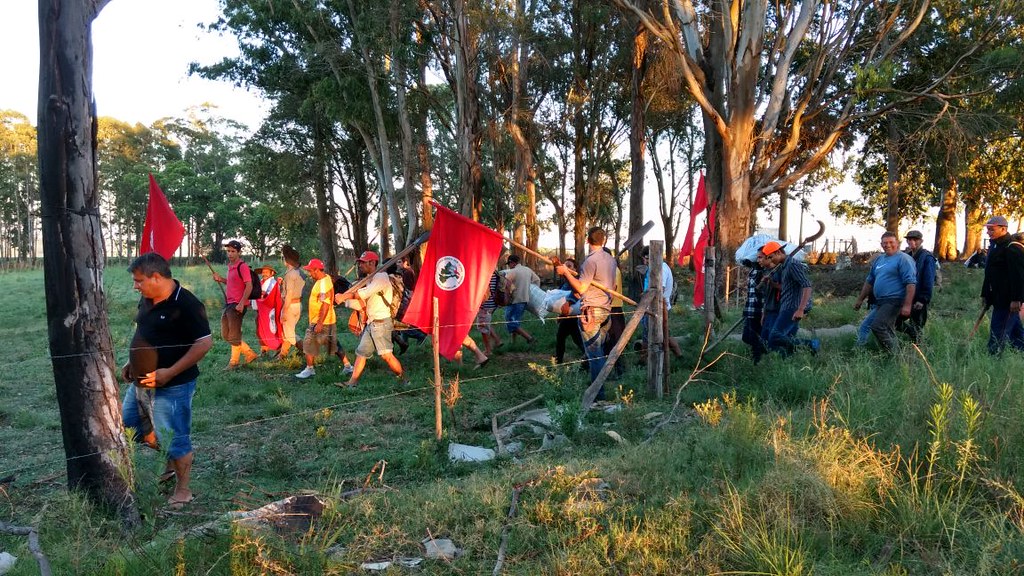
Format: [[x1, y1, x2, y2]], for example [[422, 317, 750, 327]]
[[342, 365, 354, 375], [296, 366, 316, 379]]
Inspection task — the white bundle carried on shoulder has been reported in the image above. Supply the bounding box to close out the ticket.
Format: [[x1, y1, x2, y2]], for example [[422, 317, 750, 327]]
[[735, 233, 807, 266], [525, 284, 549, 323]]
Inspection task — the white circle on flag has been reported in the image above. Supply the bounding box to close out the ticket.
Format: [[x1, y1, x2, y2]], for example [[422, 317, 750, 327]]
[[434, 256, 466, 291]]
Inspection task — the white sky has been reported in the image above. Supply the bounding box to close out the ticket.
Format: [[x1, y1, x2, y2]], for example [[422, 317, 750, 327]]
[[2, 1, 955, 254], [2, 0, 269, 130]]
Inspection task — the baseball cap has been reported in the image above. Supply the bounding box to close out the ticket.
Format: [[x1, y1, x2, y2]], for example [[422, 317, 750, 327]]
[[986, 216, 1009, 227], [302, 258, 325, 271], [223, 239, 243, 251], [904, 230, 923, 240], [760, 241, 783, 256], [356, 251, 379, 263]]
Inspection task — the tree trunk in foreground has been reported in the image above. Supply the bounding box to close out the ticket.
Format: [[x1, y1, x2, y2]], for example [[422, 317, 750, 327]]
[[37, 0, 139, 527], [934, 179, 959, 261]]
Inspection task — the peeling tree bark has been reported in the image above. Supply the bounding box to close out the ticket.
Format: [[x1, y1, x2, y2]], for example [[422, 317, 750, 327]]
[[934, 179, 959, 260], [37, 0, 139, 528]]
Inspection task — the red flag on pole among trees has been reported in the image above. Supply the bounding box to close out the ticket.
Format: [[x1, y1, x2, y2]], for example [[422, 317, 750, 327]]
[[402, 203, 504, 359], [140, 173, 185, 259], [677, 172, 707, 260]]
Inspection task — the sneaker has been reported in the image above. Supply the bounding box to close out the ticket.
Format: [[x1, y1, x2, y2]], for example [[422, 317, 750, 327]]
[[342, 365, 354, 375], [295, 366, 316, 379], [809, 339, 821, 355]]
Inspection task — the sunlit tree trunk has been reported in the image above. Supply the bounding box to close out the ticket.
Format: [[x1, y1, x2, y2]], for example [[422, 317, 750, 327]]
[[962, 200, 984, 257], [37, 0, 139, 528], [934, 179, 959, 260]]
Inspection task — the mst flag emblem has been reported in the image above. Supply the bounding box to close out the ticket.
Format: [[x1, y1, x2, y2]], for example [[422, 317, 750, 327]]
[[403, 203, 504, 359], [435, 256, 466, 291]]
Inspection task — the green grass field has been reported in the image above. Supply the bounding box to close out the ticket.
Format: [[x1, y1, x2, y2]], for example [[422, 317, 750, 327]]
[[1, 262, 1023, 575]]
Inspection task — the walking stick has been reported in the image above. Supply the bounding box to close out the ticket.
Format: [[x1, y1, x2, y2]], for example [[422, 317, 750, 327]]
[[505, 237, 638, 306], [703, 316, 744, 356], [968, 304, 991, 340], [340, 230, 431, 297], [200, 252, 228, 300]]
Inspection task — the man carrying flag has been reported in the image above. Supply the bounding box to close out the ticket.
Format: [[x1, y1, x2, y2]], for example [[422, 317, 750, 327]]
[[403, 203, 505, 360], [140, 173, 185, 260]]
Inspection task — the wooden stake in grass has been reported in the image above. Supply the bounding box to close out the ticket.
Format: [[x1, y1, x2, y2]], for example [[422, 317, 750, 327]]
[[433, 297, 443, 440], [581, 291, 656, 410]]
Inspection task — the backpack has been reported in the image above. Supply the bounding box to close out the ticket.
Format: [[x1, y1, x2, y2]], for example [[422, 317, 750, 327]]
[[379, 274, 405, 318], [237, 261, 263, 299], [493, 272, 514, 307]]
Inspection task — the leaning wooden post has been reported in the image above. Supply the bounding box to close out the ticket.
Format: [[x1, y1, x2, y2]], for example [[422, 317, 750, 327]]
[[703, 246, 717, 331], [432, 297, 442, 439], [582, 291, 656, 410], [647, 241, 665, 399]]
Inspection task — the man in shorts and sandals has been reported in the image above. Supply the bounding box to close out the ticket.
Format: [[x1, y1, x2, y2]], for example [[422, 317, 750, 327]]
[[335, 251, 407, 388], [296, 258, 352, 379]]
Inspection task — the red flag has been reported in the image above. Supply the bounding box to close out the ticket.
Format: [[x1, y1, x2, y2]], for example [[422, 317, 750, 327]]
[[678, 172, 707, 259], [403, 204, 504, 359], [692, 202, 717, 308], [140, 173, 185, 260]]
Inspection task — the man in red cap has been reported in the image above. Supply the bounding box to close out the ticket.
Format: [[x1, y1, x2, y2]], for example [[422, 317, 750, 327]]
[[296, 258, 352, 379], [334, 251, 406, 387], [981, 215, 1024, 354]]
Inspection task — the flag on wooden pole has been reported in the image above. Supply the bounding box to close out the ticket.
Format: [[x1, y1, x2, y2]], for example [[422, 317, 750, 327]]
[[140, 173, 185, 259], [403, 203, 504, 359], [692, 203, 717, 308]]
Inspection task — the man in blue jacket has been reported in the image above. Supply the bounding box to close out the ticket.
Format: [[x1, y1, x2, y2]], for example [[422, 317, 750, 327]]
[[896, 230, 936, 343]]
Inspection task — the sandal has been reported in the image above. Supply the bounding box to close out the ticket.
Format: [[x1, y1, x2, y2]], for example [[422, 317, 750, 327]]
[[158, 470, 176, 485], [166, 494, 195, 510]]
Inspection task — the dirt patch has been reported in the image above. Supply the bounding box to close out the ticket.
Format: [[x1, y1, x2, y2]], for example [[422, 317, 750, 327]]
[[809, 266, 868, 298]]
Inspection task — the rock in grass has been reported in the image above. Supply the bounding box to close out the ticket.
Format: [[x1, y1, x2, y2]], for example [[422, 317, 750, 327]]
[[421, 538, 461, 560], [0, 553, 16, 575]]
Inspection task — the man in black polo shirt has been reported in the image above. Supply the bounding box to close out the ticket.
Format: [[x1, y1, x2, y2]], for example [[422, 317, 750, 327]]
[[121, 253, 213, 509]]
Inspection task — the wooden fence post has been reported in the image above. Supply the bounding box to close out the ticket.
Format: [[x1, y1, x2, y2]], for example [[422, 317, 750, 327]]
[[433, 297, 442, 440], [647, 241, 665, 398]]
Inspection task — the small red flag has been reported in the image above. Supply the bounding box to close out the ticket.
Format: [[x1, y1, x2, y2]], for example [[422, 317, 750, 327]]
[[402, 203, 504, 359], [692, 202, 717, 308], [140, 173, 185, 260], [678, 172, 707, 259]]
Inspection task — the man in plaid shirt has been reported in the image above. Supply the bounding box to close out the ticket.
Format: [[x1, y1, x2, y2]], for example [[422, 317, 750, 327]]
[[741, 251, 769, 364]]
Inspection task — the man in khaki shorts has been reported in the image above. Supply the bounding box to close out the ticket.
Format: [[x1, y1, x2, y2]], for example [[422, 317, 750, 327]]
[[296, 258, 352, 379]]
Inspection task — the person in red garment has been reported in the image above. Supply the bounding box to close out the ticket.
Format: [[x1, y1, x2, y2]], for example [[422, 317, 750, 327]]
[[254, 265, 283, 356]]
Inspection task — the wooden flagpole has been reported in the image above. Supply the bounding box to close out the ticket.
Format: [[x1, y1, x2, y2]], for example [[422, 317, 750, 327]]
[[433, 297, 443, 439]]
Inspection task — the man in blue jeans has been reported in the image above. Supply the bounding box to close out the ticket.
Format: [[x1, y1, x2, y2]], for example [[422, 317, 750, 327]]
[[121, 252, 213, 510], [854, 232, 916, 353], [557, 227, 617, 400], [760, 241, 819, 356], [980, 216, 1024, 354]]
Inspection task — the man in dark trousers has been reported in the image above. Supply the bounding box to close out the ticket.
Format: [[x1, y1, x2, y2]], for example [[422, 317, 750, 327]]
[[980, 216, 1024, 354], [854, 232, 917, 353], [896, 230, 936, 343], [121, 252, 213, 510]]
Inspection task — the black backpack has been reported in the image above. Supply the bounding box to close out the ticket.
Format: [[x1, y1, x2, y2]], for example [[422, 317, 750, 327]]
[[237, 262, 263, 299]]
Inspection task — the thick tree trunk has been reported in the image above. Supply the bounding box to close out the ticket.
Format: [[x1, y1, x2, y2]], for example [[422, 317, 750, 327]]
[[962, 200, 984, 257], [313, 119, 338, 273], [934, 179, 959, 261], [884, 118, 900, 235], [629, 21, 648, 295], [37, 0, 139, 528], [453, 0, 483, 220], [353, 149, 371, 255]]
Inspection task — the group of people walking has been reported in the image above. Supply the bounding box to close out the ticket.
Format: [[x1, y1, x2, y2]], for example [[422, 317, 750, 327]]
[[742, 215, 1024, 361]]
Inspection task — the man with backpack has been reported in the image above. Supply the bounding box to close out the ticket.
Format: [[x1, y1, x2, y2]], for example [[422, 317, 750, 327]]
[[211, 239, 258, 369], [334, 251, 407, 388]]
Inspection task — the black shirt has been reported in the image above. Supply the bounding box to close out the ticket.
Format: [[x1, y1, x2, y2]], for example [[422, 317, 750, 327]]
[[129, 281, 212, 388]]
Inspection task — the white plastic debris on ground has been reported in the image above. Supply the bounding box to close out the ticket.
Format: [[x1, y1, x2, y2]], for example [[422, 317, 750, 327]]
[[448, 442, 496, 462], [0, 552, 16, 575]]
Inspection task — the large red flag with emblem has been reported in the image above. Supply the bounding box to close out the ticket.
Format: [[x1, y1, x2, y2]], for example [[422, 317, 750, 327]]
[[403, 203, 504, 359], [140, 173, 185, 260]]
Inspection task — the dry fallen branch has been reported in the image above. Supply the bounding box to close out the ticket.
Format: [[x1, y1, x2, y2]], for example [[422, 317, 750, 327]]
[[491, 395, 544, 455], [0, 521, 52, 576]]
